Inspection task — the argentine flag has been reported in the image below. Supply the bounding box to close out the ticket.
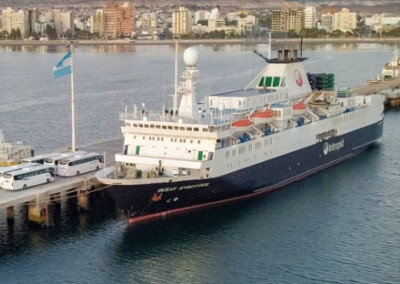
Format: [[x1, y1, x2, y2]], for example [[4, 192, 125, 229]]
[[53, 51, 72, 79]]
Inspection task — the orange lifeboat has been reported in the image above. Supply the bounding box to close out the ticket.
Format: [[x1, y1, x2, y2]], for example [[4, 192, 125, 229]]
[[251, 109, 274, 124], [232, 119, 252, 127], [293, 101, 307, 115]]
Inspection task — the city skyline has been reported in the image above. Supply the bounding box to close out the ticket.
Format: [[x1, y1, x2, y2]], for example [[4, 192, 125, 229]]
[[1, 1, 400, 41]]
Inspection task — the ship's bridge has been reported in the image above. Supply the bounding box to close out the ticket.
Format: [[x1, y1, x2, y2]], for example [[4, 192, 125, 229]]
[[247, 49, 312, 100]]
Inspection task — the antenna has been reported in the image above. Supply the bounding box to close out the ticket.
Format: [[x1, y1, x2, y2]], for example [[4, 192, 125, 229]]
[[268, 32, 272, 59], [173, 40, 178, 114], [300, 33, 303, 58]]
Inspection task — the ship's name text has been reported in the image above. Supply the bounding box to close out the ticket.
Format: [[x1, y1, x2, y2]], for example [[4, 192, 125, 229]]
[[157, 183, 210, 193]]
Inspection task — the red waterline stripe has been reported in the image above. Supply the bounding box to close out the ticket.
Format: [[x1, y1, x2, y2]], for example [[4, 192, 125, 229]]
[[128, 151, 360, 225]]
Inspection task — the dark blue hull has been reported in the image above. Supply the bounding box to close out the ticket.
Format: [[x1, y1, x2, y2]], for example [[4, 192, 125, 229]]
[[106, 120, 383, 222]]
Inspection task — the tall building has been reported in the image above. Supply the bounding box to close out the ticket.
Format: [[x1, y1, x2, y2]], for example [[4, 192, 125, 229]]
[[12, 10, 27, 36], [237, 15, 258, 36], [303, 6, 316, 29], [27, 9, 39, 35], [105, 2, 135, 38], [172, 7, 191, 36], [333, 8, 357, 33], [209, 8, 220, 21], [91, 9, 105, 37], [321, 6, 336, 15], [52, 10, 74, 36], [1, 7, 14, 33], [194, 10, 209, 25], [2, 8, 29, 36], [272, 9, 303, 34], [320, 12, 334, 32], [366, 13, 400, 31]]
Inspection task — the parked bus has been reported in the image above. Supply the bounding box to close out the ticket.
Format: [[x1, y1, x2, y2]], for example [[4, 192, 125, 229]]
[[2, 165, 55, 191], [58, 153, 104, 177], [0, 163, 39, 188], [44, 151, 86, 175], [21, 153, 60, 165]]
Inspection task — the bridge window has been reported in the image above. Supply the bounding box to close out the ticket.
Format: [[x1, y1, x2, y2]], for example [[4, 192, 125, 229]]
[[258, 77, 265, 87], [266, 77, 272, 86], [273, 77, 281, 87]]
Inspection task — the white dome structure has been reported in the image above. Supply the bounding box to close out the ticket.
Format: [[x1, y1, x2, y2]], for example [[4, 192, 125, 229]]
[[183, 47, 199, 66]]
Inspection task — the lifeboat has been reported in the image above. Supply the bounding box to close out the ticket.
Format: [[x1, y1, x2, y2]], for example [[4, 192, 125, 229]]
[[231, 119, 252, 131], [250, 109, 274, 124], [293, 101, 307, 115]]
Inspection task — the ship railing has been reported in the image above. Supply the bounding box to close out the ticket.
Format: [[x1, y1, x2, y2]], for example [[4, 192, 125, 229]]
[[119, 110, 236, 127]]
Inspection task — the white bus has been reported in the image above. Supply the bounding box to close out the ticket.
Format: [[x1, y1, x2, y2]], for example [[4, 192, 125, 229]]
[[21, 153, 61, 165], [44, 151, 86, 175], [2, 165, 55, 191], [0, 163, 39, 188], [58, 153, 104, 177]]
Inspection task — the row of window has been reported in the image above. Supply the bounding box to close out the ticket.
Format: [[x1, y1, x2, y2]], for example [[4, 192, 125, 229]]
[[132, 135, 202, 144], [258, 76, 284, 88], [334, 110, 366, 125], [225, 132, 300, 158], [65, 156, 103, 167], [126, 123, 208, 132], [12, 168, 53, 180], [209, 93, 287, 110]]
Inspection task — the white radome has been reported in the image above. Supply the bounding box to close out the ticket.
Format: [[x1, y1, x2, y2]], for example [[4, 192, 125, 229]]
[[183, 47, 199, 66]]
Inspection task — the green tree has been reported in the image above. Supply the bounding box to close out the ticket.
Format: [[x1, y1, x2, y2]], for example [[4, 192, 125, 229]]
[[301, 28, 327, 38], [0, 31, 9, 40], [330, 29, 345, 38], [45, 25, 57, 40], [259, 15, 271, 29], [9, 29, 17, 40], [287, 29, 298, 38], [15, 28, 22, 39]]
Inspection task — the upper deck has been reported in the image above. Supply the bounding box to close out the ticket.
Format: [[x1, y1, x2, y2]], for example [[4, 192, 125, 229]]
[[120, 87, 289, 129], [211, 88, 274, 98]]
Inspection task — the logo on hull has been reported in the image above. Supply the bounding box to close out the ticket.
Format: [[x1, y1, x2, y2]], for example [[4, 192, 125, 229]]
[[323, 139, 345, 155]]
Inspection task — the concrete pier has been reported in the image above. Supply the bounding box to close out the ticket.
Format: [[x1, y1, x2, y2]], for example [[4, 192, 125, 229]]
[[353, 77, 400, 96], [0, 138, 123, 226]]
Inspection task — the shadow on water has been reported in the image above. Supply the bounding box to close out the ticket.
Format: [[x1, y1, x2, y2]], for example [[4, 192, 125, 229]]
[[0, 189, 119, 262]]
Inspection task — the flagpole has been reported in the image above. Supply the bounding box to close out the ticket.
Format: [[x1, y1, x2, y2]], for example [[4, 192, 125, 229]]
[[70, 42, 76, 152]]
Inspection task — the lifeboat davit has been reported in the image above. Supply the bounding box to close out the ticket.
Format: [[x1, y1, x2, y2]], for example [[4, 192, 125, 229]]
[[250, 109, 274, 124], [231, 119, 252, 131], [293, 101, 307, 115]]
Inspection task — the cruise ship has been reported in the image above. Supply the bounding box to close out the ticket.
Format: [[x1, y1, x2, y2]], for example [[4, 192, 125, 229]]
[[96, 47, 384, 223]]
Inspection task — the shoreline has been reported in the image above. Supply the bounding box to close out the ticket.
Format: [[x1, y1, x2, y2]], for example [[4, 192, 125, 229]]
[[0, 38, 400, 46]]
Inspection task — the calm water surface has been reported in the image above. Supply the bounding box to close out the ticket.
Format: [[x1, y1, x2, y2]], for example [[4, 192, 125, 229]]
[[0, 43, 399, 284]]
